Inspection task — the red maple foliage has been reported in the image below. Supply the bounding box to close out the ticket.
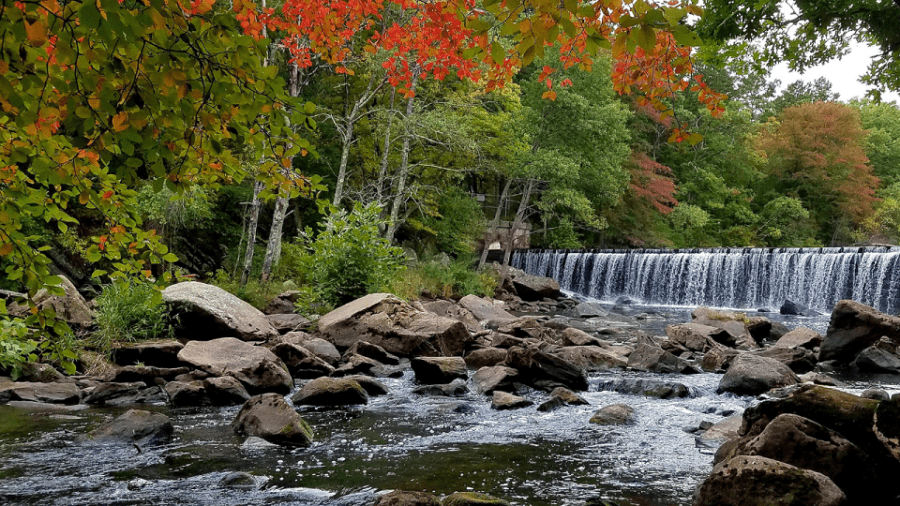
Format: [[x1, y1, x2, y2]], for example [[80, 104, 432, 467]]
[[228, 0, 726, 120], [627, 151, 678, 214]]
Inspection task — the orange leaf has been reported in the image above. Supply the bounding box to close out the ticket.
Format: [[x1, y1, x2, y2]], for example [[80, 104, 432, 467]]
[[0, 242, 12, 256]]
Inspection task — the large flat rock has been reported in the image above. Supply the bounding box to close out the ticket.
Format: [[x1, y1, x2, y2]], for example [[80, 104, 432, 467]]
[[163, 282, 277, 341]]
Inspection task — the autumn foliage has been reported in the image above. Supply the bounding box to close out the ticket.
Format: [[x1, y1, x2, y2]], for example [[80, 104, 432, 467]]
[[627, 151, 678, 214], [757, 102, 878, 226], [233, 0, 725, 128]]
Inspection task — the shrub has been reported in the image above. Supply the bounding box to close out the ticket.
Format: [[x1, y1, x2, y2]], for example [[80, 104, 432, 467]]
[[92, 281, 174, 354], [208, 269, 281, 310], [302, 203, 406, 306], [0, 319, 38, 380]]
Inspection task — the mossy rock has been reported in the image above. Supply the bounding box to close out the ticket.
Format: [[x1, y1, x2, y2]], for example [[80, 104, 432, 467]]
[[442, 491, 510, 505]]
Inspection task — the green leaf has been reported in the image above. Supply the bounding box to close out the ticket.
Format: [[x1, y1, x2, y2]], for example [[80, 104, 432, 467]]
[[162, 252, 179, 262], [79, 2, 102, 30], [634, 24, 656, 53], [91, 269, 108, 278], [491, 41, 505, 65]]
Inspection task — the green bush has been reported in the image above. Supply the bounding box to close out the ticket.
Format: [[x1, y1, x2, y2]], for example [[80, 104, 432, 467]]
[[92, 281, 174, 354], [0, 319, 38, 380], [208, 269, 282, 310], [287, 203, 406, 307], [311, 203, 406, 305]]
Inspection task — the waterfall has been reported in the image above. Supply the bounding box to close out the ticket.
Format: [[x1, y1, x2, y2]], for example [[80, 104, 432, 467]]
[[510, 247, 900, 313]]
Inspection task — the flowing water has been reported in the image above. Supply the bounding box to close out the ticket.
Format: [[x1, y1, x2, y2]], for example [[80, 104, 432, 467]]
[[512, 247, 900, 314]]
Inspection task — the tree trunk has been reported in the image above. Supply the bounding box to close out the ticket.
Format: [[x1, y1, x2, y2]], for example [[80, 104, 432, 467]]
[[331, 73, 384, 207], [385, 71, 420, 243], [261, 195, 288, 281], [502, 179, 533, 266], [260, 62, 300, 282], [240, 180, 264, 285], [478, 178, 512, 269], [376, 87, 398, 207]]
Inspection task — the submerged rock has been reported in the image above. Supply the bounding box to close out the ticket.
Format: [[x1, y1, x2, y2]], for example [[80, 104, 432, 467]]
[[78, 409, 173, 446], [442, 491, 510, 505], [232, 393, 313, 447], [491, 391, 532, 410], [589, 404, 634, 425], [597, 378, 691, 399], [373, 491, 441, 506], [413, 379, 469, 397]]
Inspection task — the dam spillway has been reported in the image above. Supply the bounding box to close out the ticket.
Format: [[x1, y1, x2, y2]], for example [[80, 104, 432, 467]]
[[510, 247, 900, 314]]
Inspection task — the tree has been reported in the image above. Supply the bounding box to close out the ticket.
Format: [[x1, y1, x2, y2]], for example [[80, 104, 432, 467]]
[[856, 100, 900, 187], [0, 1, 317, 370], [755, 102, 879, 244], [697, 0, 900, 97]]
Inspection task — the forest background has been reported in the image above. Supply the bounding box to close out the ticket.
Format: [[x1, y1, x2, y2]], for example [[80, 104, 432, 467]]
[[1, 0, 900, 373]]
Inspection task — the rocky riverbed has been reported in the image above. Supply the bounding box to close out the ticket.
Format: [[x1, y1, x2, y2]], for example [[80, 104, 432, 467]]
[[3, 269, 900, 505]]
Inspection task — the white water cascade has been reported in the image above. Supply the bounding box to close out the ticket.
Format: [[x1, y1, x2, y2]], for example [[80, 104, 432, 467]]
[[511, 247, 900, 313]]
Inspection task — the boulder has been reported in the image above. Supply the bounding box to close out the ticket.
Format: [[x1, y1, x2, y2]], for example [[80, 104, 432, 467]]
[[819, 299, 900, 363], [317, 293, 473, 357], [490, 333, 526, 349], [458, 295, 517, 323], [589, 404, 634, 425], [166, 376, 250, 406], [232, 393, 313, 447], [504, 346, 588, 391], [421, 300, 482, 333], [78, 409, 173, 446], [752, 347, 817, 374], [164, 380, 207, 406], [665, 323, 731, 352], [553, 346, 627, 371], [177, 337, 292, 394], [697, 414, 742, 445], [0, 381, 81, 404], [162, 281, 278, 341], [472, 366, 519, 394], [331, 353, 382, 377], [735, 384, 898, 479], [572, 302, 607, 318], [717, 354, 799, 396], [874, 395, 900, 462], [559, 327, 602, 347], [773, 328, 823, 350], [291, 377, 368, 406], [732, 413, 877, 503], [8, 275, 92, 329], [549, 387, 589, 406], [343, 341, 401, 365], [700, 347, 739, 372], [413, 379, 469, 397], [852, 345, 900, 373], [510, 273, 561, 301], [442, 492, 509, 505], [273, 333, 341, 365], [693, 455, 846, 506], [270, 342, 335, 379], [491, 391, 533, 410], [627, 343, 697, 374], [373, 491, 441, 506], [464, 347, 508, 369], [780, 299, 822, 317], [107, 365, 190, 384], [691, 307, 769, 345], [411, 357, 467, 385], [597, 378, 690, 399], [83, 382, 165, 406], [341, 375, 389, 397], [266, 313, 310, 334], [111, 340, 184, 368], [496, 318, 545, 340]]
